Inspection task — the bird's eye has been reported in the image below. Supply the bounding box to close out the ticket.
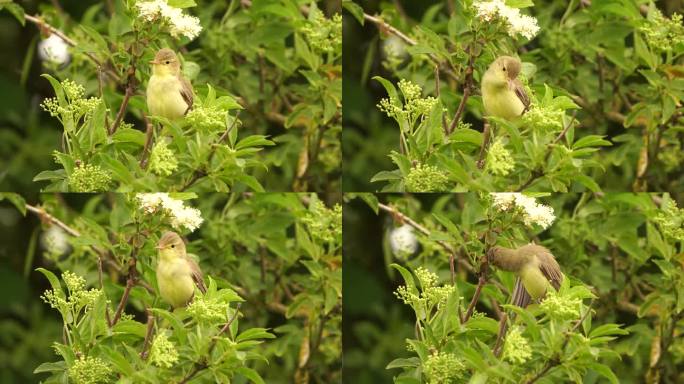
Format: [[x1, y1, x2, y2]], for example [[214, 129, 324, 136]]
[[502, 66, 507, 72], [171, 244, 175, 248], [165, 60, 170, 65]]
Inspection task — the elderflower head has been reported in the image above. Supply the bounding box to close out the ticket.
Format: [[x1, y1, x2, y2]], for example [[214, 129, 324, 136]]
[[40, 78, 102, 121], [149, 332, 179, 368], [423, 351, 466, 383], [539, 289, 582, 321], [148, 141, 178, 176], [395, 267, 455, 311], [389, 224, 418, 258], [653, 198, 684, 241], [473, 0, 540, 40], [405, 163, 450, 192], [135, 0, 202, 40], [378, 79, 438, 126], [68, 356, 112, 384], [136, 193, 204, 232], [299, 10, 342, 54], [185, 104, 226, 131], [68, 163, 112, 192], [187, 295, 226, 323], [639, 10, 684, 52], [490, 193, 555, 229], [522, 104, 564, 132], [301, 200, 342, 244], [486, 139, 514, 176], [502, 327, 532, 364]]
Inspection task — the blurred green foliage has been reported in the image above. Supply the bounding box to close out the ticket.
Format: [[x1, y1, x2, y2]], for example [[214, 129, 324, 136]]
[[343, 0, 684, 193], [344, 192, 684, 383], [0, 192, 341, 383]]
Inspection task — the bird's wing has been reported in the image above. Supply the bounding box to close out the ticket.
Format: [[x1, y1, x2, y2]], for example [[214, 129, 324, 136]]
[[179, 75, 194, 114], [185, 255, 207, 294], [510, 78, 531, 113], [537, 251, 563, 291], [511, 277, 531, 308]]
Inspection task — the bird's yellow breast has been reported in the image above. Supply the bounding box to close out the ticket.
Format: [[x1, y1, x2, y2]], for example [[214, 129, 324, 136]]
[[156, 257, 194, 308], [483, 87, 525, 120], [520, 264, 549, 300], [147, 74, 188, 120]]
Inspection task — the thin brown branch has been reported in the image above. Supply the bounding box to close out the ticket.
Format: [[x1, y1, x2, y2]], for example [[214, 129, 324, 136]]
[[448, 44, 476, 134], [24, 15, 121, 82], [111, 276, 134, 326], [476, 121, 491, 169], [435, 66, 449, 136], [179, 304, 242, 384], [179, 111, 241, 191], [110, 84, 134, 135], [525, 301, 593, 384], [139, 112, 155, 169], [464, 274, 486, 322], [515, 111, 577, 191], [363, 13, 459, 82], [26, 204, 80, 237], [492, 312, 508, 356], [140, 309, 155, 359]]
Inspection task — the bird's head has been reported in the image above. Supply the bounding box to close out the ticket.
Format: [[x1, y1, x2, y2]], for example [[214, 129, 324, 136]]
[[486, 246, 503, 265], [156, 231, 186, 259], [486, 55, 522, 87], [150, 48, 181, 75]]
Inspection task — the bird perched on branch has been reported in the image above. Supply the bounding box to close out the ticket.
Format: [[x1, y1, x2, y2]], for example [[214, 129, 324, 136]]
[[481, 55, 531, 120], [156, 231, 206, 308], [487, 244, 563, 308], [147, 48, 194, 120]]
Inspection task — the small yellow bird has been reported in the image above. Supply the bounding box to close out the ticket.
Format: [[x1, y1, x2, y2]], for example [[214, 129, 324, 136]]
[[481, 56, 530, 120], [146, 48, 194, 120], [155, 231, 206, 308], [488, 244, 563, 308]]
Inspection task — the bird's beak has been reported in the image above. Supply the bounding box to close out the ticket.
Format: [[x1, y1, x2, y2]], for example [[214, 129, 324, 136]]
[[149, 60, 160, 65], [155, 245, 163, 250]]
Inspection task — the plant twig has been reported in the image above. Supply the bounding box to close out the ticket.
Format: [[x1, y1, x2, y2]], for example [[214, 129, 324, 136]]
[[435, 66, 449, 136], [448, 44, 476, 134], [525, 301, 593, 384], [139, 112, 155, 169], [492, 312, 508, 356], [140, 308, 155, 359], [515, 111, 577, 191], [363, 13, 459, 82], [464, 273, 487, 322], [24, 15, 121, 82], [179, 111, 241, 191], [25, 204, 80, 237], [179, 304, 242, 384], [111, 274, 134, 326], [476, 121, 491, 169]]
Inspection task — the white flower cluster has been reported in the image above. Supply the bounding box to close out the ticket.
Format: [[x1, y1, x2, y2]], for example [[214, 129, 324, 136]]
[[135, 0, 202, 40], [473, 0, 540, 39], [490, 193, 555, 229], [389, 224, 418, 258], [136, 193, 203, 232]]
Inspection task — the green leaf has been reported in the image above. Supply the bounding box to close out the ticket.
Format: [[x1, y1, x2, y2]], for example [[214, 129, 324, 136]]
[[342, 0, 365, 25], [36, 268, 64, 299], [588, 363, 619, 384], [589, 323, 628, 338], [236, 328, 275, 342], [386, 357, 420, 369], [236, 367, 265, 384], [1, 2, 25, 25], [167, 0, 197, 8], [0, 193, 26, 215], [389, 263, 418, 297], [373, 76, 399, 104], [33, 361, 66, 374], [572, 135, 612, 149], [355, 193, 379, 214]]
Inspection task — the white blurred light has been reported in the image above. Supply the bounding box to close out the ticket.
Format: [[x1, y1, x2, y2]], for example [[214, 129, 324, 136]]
[[389, 224, 418, 257], [38, 34, 70, 65]]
